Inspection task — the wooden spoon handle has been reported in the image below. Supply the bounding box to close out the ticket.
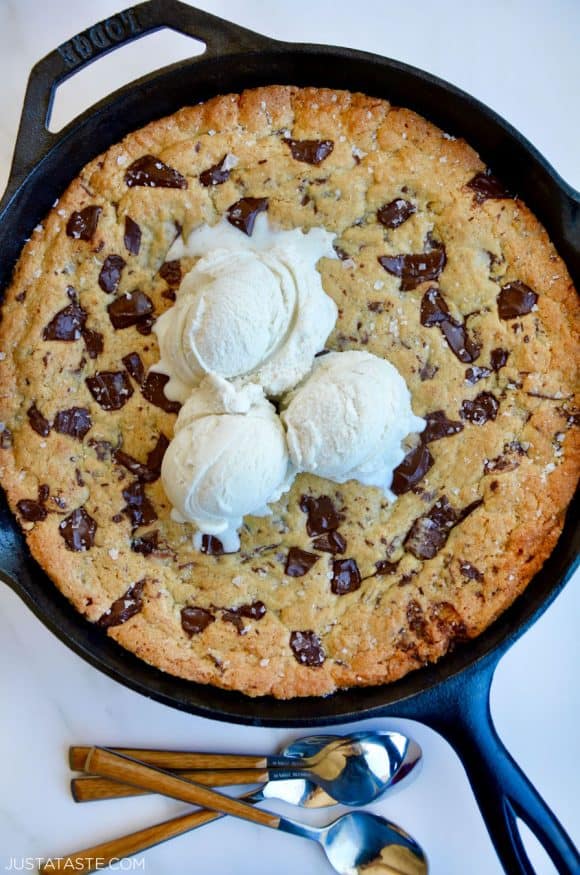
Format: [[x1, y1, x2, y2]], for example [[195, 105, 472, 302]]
[[85, 747, 280, 829], [72, 768, 270, 801], [70, 745, 268, 771], [38, 807, 226, 873]]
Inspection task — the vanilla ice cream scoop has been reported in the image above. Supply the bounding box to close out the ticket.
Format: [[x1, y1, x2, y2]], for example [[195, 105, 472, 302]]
[[161, 375, 294, 552], [153, 214, 338, 401], [281, 351, 425, 499]]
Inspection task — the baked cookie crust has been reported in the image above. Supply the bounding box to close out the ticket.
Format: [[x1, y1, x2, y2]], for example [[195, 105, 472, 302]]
[[0, 85, 578, 698]]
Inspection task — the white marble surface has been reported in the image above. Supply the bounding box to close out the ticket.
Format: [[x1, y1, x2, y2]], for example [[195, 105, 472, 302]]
[[0, 1, 579, 873]]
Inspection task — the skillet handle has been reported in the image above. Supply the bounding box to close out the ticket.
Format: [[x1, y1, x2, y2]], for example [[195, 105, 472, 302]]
[[5, 0, 270, 198], [422, 662, 579, 874]]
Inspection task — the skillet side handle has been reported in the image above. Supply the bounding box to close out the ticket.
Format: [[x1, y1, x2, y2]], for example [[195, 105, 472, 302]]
[[423, 663, 580, 875], [4, 0, 271, 201]]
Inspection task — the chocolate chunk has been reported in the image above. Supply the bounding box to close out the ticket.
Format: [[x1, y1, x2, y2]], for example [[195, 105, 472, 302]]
[[422, 411, 464, 443], [467, 169, 511, 204], [0, 427, 12, 449], [223, 601, 266, 634], [43, 301, 87, 341], [407, 600, 429, 639], [375, 559, 400, 575], [88, 438, 114, 461], [377, 199, 416, 229], [199, 155, 233, 186], [459, 561, 484, 582], [460, 392, 499, 425], [465, 365, 491, 384], [331, 558, 361, 595], [98, 255, 126, 293], [124, 216, 142, 255], [285, 547, 320, 577], [141, 372, 181, 414], [17, 499, 47, 522], [378, 243, 446, 291], [181, 606, 215, 636], [419, 362, 438, 381], [159, 260, 182, 288], [131, 530, 159, 555], [312, 531, 347, 554], [114, 434, 168, 483], [121, 480, 157, 530], [125, 155, 187, 189], [299, 494, 341, 537], [490, 348, 509, 371], [227, 197, 268, 236], [200, 535, 224, 555], [284, 138, 334, 165], [290, 630, 325, 666], [81, 328, 104, 359], [498, 281, 538, 319], [122, 351, 145, 386], [86, 371, 134, 411], [484, 453, 519, 474], [391, 442, 434, 495], [405, 495, 482, 560], [430, 601, 468, 642], [98, 579, 147, 628], [58, 506, 97, 551], [27, 403, 51, 437], [53, 407, 92, 440], [38, 484, 49, 502], [66, 206, 102, 241], [420, 288, 480, 363], [145, 433, 169, 477], [107, 290, 154, 330]]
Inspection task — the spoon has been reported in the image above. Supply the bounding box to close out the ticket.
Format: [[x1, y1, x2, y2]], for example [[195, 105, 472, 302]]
[[45, 747, 427, 874], [71, 731, 421, 806]]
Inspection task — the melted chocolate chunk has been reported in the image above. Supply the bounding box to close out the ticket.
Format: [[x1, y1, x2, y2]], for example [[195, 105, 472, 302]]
[[223, 601, 266, 634], [391, 442, 434, 495], [159, 260, 182, 288], [86, 371, 134, 411], [98, 579, 147, 628], [422, 411, 464, 443], [407, 599, 429, 639], [467, 169, 511, 203], [107, 290, 154, 330], [58, 506, 97, 551], [81, 328, 104, 359], [312, 530, 346, 554], [53, 407, 92, 440], [27, 403, 50, 437], [199, 155, 233, 186], [420, 288, 480, 363], [121, 480, 157, 530], [181, 606, 215, 636], [490, 348, 509, 371], [375, 559, 400, 575], [146, 433, 169, 477], [227, 197, 269, 236], [331, 558, 361, 595], [131, 530, 159, 555], [459, 560, 484, 582], [419, 362, 438, 381], [98, 255, 126, 293], [0, 427, 12, 449], [377, 199, 416, 229], [431, 601, 468, 642], [284, 138, 334, 165], [114, 434, 168, 483], [66, 206, 102, 241], [285, 547, 320, 577], [125, 155, 187, 189], [122, 352, 145, 386], [88, 438, 114, 461], [299, 494, 341, 537], [141, 372, 181, 414], [497, 281, 538, 319], [465, 365, 491, 384], [290, 630, 325, 666], [124, 216, 142, 255], [460, 392, 499, 425], [378, 243, 446, 291], [405, 496, 482, 560], [43, 301, 87, 341], [17, 499, 47, 522], [199, 535, 224, 555]]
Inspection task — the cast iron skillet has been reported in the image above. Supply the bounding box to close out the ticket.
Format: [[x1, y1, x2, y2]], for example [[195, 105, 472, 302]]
[[0, 2, 578, 872]]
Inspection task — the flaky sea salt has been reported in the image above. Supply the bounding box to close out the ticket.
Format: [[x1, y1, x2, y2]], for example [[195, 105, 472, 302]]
[[109, 548, 119, 560]]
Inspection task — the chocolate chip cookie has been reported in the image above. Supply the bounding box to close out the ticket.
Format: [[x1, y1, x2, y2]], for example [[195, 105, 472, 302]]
[[0, 86, 578, 697]]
